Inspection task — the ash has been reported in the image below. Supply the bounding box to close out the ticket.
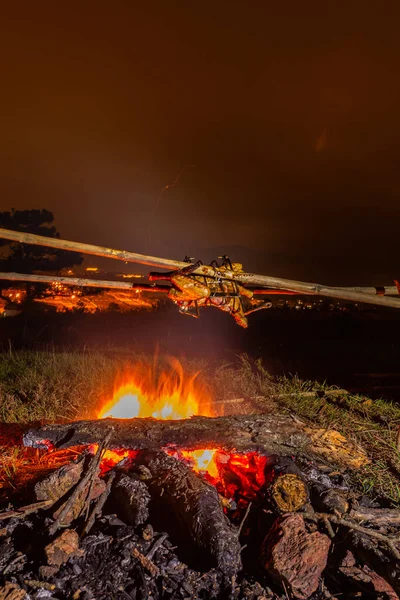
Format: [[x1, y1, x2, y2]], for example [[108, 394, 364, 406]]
[[0, 513, 278, 600]]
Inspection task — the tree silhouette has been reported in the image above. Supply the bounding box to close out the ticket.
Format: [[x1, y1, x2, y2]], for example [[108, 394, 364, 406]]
[[0, 209, 83, 273]]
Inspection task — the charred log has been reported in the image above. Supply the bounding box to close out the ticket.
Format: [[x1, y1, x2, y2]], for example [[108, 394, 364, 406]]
[[110, 474, 150, 527], [23, 414, 310, 455], [133, 450, 242, 578], [348, 530, 400, 595], [35, 458, 84, 504], [309, 485, 349, 516]]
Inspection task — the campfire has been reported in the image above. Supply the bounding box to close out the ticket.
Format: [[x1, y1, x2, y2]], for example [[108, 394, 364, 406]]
[[1, 361, 400, 599], [95, 360, 268, 505]]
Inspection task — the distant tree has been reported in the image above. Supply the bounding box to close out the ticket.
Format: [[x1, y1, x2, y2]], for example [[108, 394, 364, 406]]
[[0, 209, 83, 273]]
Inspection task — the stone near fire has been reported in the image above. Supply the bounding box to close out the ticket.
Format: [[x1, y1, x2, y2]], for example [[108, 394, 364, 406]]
[[262, 513, 331, 600], [45, 529, 84, 567]]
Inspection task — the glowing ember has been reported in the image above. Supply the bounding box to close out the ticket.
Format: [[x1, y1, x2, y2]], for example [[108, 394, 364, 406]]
[[100, 448, 137, 474], [180, 449, 219, 479], [175, 449, 268, 500], [98, 358, 215, 420]]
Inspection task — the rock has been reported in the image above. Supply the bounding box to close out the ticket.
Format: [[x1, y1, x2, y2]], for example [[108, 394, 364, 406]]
[[39, 565, 59, 579], [45, 529, 84, 567], [35, 459, 84, 503], [262, 513, 331, 600], [52, 477, 106, 527]]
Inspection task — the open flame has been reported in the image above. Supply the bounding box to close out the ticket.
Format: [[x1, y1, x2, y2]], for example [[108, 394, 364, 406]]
[[98, 357, 215, 420], [97, 358, 267, 498]]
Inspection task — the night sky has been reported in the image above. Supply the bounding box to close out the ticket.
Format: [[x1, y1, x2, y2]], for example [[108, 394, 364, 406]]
[[1, 2, 399, 285]]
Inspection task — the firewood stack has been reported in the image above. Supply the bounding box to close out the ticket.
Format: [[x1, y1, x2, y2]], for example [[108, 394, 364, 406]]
[[0, 415, 399, 599]]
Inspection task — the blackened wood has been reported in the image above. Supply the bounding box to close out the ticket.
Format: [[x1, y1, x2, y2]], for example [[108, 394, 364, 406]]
[[348, 531, 400, 595], [310, 486, 350, 516], [111, 474, 150, 527], [82, 470, 116, 536], [134, 450, 242, 578], [23, 414, 309, 456]]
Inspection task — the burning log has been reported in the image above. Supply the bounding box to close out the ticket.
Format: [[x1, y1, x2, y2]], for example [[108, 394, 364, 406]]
[[133, 450, 242, 578], [23, 414, 310, 455]]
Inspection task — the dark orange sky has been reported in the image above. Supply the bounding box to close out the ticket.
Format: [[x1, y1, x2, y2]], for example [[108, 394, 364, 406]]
[[1, 2, 399, 284]]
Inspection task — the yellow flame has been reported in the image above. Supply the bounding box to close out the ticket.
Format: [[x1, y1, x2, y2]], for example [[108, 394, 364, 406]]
[[98, 358, 215, 420], [180, 449, 219, 479]]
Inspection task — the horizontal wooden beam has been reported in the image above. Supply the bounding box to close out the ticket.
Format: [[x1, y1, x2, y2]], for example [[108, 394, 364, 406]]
[[0, 272, 168, 292], [0, 227, 186, 269], [0, 228, 399, 310]]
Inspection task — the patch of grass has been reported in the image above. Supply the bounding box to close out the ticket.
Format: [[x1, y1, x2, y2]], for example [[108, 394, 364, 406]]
[[265, 371, 400, 505], [202, 356, 400, 505], [0, 350, 125, 423]]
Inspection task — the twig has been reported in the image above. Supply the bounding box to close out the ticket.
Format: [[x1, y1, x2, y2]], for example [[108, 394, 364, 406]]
[[83, 432, 114, 518], [81, 470, 116, 536], [132, 546, 160, 577], [322, 515, 335, 538], [24, 580, 56, 591], [303, 512, 400, 560], [3, 553, 26, 574], [237, 502, 252, 538], [49, 428, 113, 535], [146, 533, 168, 560], [396, 425, 400, 452], [0, 500, 53, 521]]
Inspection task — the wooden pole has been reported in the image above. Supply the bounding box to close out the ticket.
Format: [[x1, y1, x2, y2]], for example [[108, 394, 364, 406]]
[[2, 272, 398, 301], [252, 286, 399, 297], [0, 227, 187, 269], [0, 272, 168, 292], [0, 227, 399, 309], [237, 273, 400, 309]]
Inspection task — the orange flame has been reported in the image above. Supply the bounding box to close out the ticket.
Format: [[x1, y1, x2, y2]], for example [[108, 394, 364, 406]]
[[180, 448, 219, 479], [97, 358, 268, 496], [98, 357, 215, 420]]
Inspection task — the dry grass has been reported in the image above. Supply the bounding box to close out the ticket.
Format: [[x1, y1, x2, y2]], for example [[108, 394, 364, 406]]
[[1, 351, 400, 505]]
